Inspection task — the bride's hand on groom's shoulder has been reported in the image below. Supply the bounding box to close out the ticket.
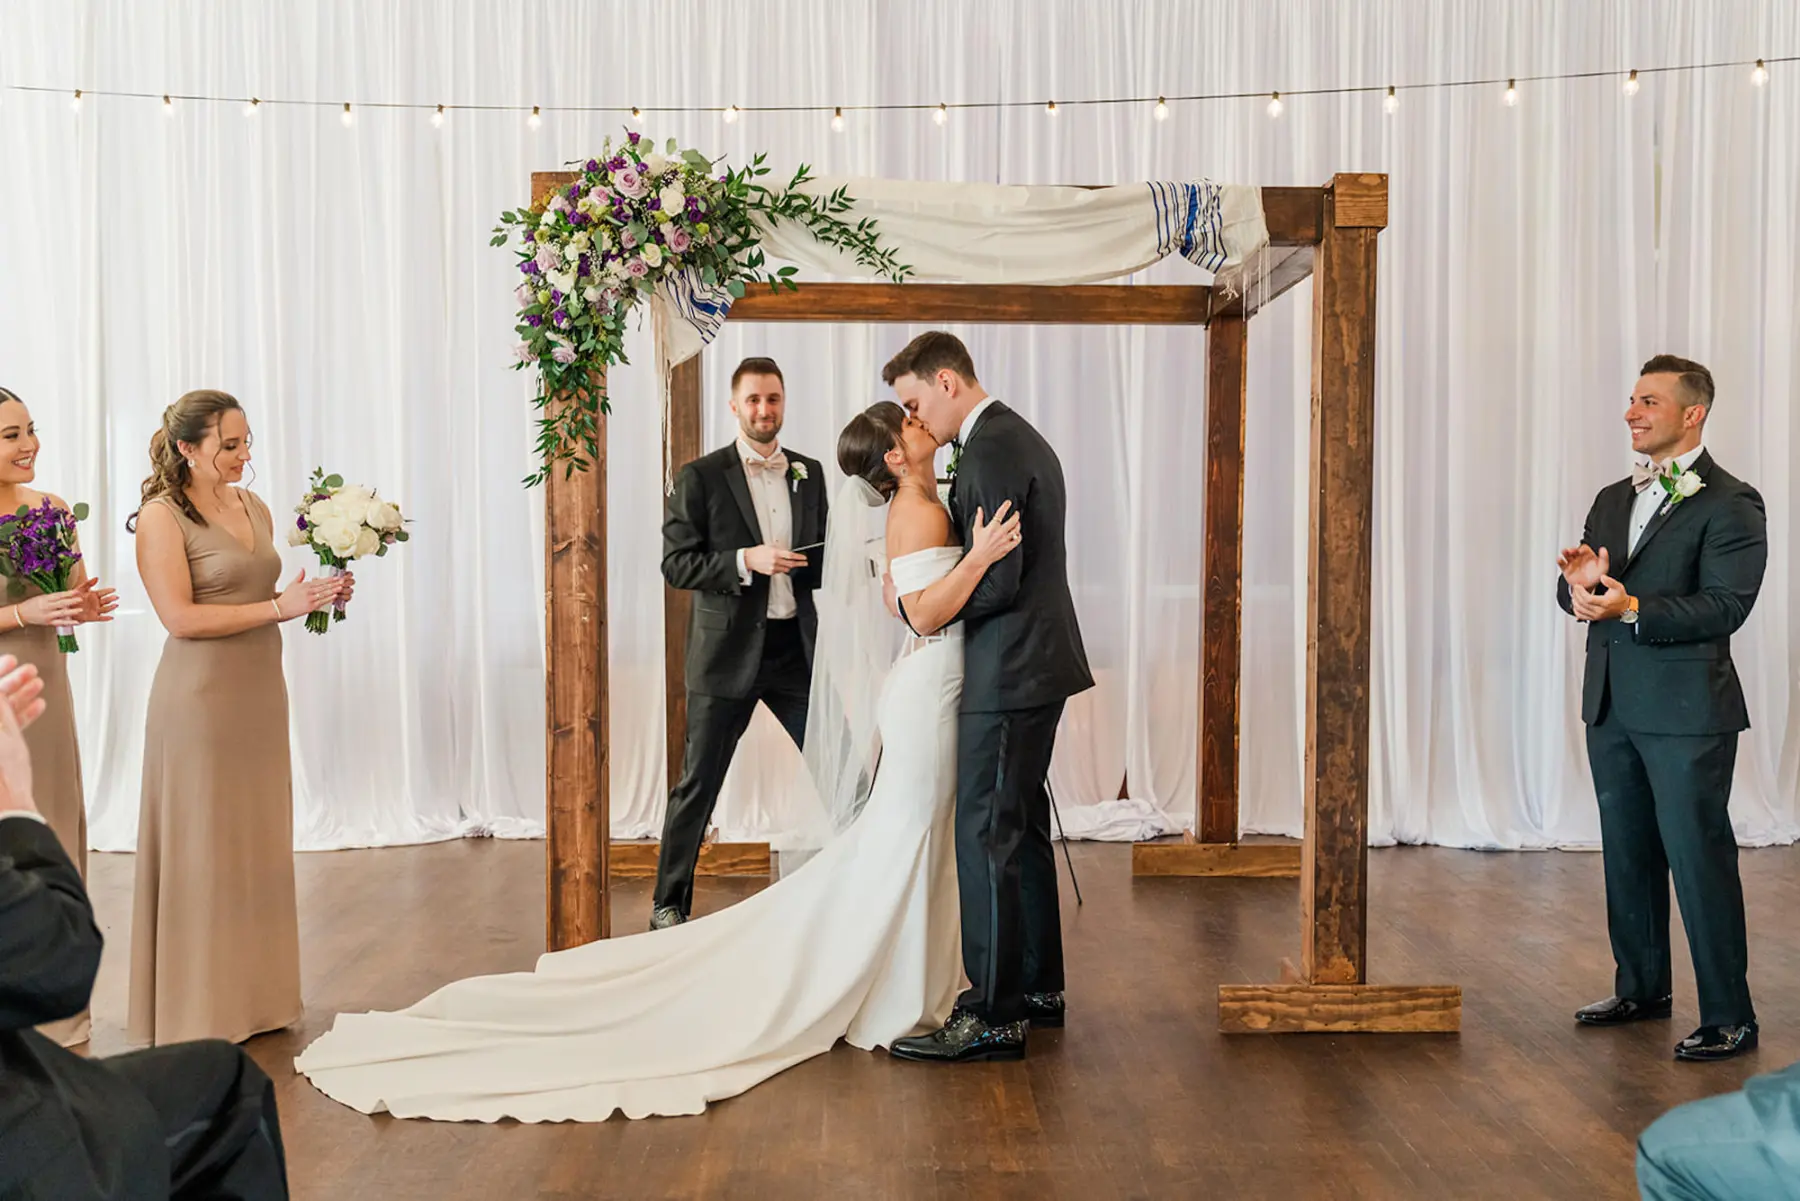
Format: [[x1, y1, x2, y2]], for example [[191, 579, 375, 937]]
[[967, 502, 1023, 569]]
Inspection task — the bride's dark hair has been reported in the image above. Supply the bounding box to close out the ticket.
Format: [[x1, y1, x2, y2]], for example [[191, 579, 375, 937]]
[[836, 402, 906, 499]]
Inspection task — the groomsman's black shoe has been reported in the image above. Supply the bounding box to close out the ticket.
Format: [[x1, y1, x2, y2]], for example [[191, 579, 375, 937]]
[[889, 1009, 1027, 1063], [648, 905, 687, 932], [1675, 1022, 1759, 1062], [1574, 995, 1673, 1026], [1024, 992, 1066, 1029]]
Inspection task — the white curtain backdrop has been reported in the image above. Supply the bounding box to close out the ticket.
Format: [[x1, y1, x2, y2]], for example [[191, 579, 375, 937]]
[[1, 0, 1795, 854]]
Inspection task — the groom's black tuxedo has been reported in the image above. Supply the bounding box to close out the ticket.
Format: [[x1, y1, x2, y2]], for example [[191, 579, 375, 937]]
[[944, 401, 1092, 1025], [655, 442, 828, 916], [1557, 449, 1766, 1027]]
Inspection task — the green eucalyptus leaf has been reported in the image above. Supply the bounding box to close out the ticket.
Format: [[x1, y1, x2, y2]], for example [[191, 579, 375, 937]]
[[71, 502, 90, 521]]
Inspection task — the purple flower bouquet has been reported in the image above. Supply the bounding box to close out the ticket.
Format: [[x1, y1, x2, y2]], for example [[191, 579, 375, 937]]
[[0, 499, 91, 653]]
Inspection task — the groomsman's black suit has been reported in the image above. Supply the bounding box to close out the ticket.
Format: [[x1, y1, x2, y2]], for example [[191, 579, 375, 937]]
[[655, 442, 828, 916], [0, 816, 288, 1200], [1558, 449, 1767, 1029], [944, 401, 1092, 1026]]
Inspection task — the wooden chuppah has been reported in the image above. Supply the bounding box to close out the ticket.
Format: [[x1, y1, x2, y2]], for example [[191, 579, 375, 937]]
[[534, 170, 1460, 1032]]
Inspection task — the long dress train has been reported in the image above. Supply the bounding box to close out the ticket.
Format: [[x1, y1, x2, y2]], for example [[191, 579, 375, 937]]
[[297, 547, 967, 1122]]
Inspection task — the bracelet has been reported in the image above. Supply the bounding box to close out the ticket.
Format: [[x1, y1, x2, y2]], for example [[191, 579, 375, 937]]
[[270, 599, 282, 623], [10, 605, 22, 630]]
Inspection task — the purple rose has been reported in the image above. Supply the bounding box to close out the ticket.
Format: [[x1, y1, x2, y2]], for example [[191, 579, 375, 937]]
[[566, 184, 580, 202], [668, 227, 692, 253], [578, 253, 592, 276], [626, 257, 650, 278], [296, 515, 308, 530], [520, 260, 539, 275], [585, 158, 599, 172], [550, 288, 563, 304], [526, 314, 543, 327], [553, 307, 569, 325], [627, 131, 641, 145], [552, 343, 579, 365], [609, 155, 626, 171]]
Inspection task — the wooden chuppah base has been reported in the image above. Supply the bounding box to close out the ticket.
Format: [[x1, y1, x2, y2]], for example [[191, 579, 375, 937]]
[[609, 841, 772, 879], [1132, 833, 1302, 878]]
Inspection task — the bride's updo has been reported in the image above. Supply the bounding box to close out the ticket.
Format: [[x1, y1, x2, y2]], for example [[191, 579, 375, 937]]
[[836, 402, 906, 499]]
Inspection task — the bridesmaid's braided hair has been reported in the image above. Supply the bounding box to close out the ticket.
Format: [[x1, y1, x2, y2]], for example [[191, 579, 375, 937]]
[[837, 402, 906, 500], [127, 390, 243, 532]]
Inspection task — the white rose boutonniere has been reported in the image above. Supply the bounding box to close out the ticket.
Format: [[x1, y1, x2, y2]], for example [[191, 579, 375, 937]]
[[788, 460, 808, 493], [1660, 461, 1706, 507]]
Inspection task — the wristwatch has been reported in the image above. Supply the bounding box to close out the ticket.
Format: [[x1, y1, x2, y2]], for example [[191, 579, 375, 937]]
[[1620, 596, 1640, 625]]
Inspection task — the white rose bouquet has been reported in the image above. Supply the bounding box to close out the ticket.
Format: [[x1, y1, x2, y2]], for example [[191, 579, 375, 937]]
[[288, 467, 409, 634]]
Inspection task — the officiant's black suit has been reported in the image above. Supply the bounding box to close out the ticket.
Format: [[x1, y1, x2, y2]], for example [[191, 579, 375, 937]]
[[0, 816, 288, 1200], [655, 443, 828, 916], [946, 402, 1092, 1026], [1557, 449, 1766, 1028]]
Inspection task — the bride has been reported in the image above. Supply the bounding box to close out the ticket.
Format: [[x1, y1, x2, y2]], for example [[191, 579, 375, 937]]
[[295, 402, 1022, 1122]]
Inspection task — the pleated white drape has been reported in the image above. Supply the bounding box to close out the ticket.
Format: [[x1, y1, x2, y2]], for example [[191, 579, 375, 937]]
[[1, 0, 1794, 853]]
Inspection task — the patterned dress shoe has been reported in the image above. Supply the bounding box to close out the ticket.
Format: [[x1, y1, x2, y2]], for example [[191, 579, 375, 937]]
[[648, 905, 687, 932], [1675, 1022, 1758, 1062], [889, 1009, 1028, 1063], [1024, 992, 1066, 1029], [1574, 995, 1673, 1026]]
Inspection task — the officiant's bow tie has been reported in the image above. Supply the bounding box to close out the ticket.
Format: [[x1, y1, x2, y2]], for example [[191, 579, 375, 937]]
[[744, 451, 789, 475], [1631, 461, 1663, 493]]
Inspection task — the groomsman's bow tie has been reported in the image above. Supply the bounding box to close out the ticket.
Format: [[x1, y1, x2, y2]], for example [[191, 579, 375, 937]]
[[744, 451, 789, 475], [1631, 461, 1662, 493]]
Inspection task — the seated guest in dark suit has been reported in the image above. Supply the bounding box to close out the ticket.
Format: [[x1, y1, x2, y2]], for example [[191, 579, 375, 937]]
[[1638, 1059, 1800, 1199], [0, 653, 290, 1201]]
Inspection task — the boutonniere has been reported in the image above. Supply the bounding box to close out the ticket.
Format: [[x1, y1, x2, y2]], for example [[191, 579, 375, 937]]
[[788, 460, 807, 493], [944, 440, 962, 481], [1658, 461, 1706, 508]]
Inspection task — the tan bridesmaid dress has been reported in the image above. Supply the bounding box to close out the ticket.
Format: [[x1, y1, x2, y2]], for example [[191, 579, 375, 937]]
[[129, 490, 301, 1046], [0, 574, 92, 1047]]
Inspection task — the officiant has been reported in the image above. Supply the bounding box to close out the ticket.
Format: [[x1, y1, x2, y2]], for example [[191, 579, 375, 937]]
[[651, 357, 829, 929]]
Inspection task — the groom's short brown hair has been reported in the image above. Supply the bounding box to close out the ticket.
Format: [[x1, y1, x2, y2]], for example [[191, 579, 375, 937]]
[[1640, 354, 1715, 413], [882, 331, 978, 387]]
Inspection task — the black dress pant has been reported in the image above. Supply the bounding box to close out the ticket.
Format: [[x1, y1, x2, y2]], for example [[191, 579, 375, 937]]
[[654, 620, 809, 915], [1586, 710, 1753, 1027], [106, 1039, 288, 1201], [954, 700, 1067, 1025]]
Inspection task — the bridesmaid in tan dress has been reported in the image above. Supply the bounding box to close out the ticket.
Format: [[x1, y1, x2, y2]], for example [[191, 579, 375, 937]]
[[0, 387, 120, 1047], [129, 390, 350, 1046]]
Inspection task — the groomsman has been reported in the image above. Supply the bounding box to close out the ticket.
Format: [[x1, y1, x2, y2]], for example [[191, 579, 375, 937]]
[[1556, 354, 1766, 1061], [652, 357, 828, 929]]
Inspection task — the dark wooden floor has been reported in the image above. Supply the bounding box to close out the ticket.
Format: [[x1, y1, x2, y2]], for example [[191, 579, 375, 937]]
[[81, 841, 1800, 1201]]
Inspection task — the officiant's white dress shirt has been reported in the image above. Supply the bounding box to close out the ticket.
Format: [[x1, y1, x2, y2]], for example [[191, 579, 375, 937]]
[[734, 437, 797, 620], [1630, 444, 1705, 555]]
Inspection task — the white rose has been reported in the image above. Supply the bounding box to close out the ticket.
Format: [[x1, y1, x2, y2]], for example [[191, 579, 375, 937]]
[[308, 499, 335, 526], [331, 487, 374, 516], [366, 500, 403, 532], [546, 268, 576, 295], [641, 242, 664, 269], [353, 526, 382, 559], [320, 518, 361, 559], [582, 285, 603, 305], [287, 524, 310, 547], [1674, 470, 1705, 498], [658, 184, 684, 213], [563, 241, 583, 264], [643, 152, 669, 176]]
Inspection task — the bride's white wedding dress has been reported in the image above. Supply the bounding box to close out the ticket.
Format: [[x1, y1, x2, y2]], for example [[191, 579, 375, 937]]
[[295, 545, 966, 1122]]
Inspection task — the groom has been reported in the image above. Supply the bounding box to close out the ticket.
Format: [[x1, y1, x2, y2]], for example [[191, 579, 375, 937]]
[[884, 332, 1093, 1063], [652, 357, 828, 930]]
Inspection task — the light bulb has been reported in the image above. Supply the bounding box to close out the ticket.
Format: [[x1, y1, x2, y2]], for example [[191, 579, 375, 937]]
[[340, 102, 354, 127], [431, 104, 445, 128], [1503, 79, 1518, 106], [162, 95, 174, 116], [933, 102, 947, 126], [1384, 85, 1399, 114], [723, 104, 739, 123], [243, 97, 260, 117], [630, 106, 643, 123], [1623, 69, 1640, 97], [1266, 91, 1283, 118], [1045, 100, 1058, 116], [70, 90, 83, 113], [830, 106, 844, 132], [1154, 96, 1169, 121], [527, 105, 542, 129], [1752, 59, 1769, 87]]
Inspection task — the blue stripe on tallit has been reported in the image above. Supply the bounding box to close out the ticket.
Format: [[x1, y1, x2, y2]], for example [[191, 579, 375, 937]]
[[663, 269, 733, 346], [1148, 180, 1228, 273]]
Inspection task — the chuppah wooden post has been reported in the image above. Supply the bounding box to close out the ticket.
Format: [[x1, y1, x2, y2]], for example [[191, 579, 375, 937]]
[[535, 170, 610, 951], [664, 353, 704, 796], [1218, 174, 1461, 1032]]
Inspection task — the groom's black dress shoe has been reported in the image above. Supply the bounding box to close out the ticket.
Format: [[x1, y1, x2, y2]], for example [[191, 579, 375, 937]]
[[1574, 995, 1673, 1026], [648, 906, 687, 932], [1675, 1022, 1758, 1062], [889, 1009, 1027, 1063], [1024, 992, 1066, 1029]]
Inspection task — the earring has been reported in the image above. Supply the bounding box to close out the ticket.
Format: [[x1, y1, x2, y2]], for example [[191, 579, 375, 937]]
[[186, 459, 195, 469]]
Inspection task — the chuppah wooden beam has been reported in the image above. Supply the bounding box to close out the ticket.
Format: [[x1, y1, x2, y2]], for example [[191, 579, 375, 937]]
[[729, 283, 1212, 325], [1218, 173, 1460, 1033]]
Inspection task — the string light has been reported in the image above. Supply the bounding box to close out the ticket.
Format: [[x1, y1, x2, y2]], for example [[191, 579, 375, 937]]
[[70, 89, 82, 113], [1154, 96, 1169, 121], [1266, 91, 1283, 118], [1623, 69, 1640, 96], [527, 105, 542, 129], [340, 101, 354, 127], [830, 105, 844, 132], [431, 103, 445, 128], [722, 104, 739, 123], [630, 106, 643, 123], [1045, 99, 1058, 116], [1752, 59, 1769, 86], [1384, 85, 1399, 114], [933, 102, 947, 125], [1503, 79, 1519, 106], [162, 94, 174, 116], [243, 97, 260, 117]]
